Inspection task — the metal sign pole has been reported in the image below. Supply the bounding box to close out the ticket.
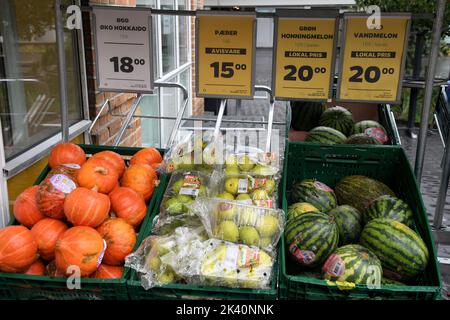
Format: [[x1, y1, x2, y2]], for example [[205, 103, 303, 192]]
[[55, 0, 69, 142], [414, 0, 447, 182]]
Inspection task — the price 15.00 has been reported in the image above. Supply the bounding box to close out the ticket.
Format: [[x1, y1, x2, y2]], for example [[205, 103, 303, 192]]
[[349, 66, 395, 83], [109, 56, 146, 73], [210, 62, 247, 78], [283, 65, 326, 81]]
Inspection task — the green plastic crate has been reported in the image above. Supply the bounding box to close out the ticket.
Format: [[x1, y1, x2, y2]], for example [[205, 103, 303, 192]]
[[280, 142, 442, 300], [0, 145, 166, 300], [126, 185, 280, 300]]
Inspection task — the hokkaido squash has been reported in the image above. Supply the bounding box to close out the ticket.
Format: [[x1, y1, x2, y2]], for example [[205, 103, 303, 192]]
[[64, 188, 110, 228], [36, 174, 77, 219], [92, 264, 124, 279], [23, 259, 46, 276], [31, 218, 68, 261], [97, 218, 136, 266], [0, 226, 38, 273], [130, 148, 162, 167], [55, 226, 106, 277], [121, 164, 157, 202], [77, 158, 119, 194], [91, 151, 126, 178], [13, 186, 45, 228], [109, 187, 147, 227], [48, 143, 86, 169]]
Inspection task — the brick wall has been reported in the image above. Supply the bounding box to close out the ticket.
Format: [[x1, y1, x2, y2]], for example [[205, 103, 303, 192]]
[[84, 0, 141, 147], [191, 0, 204, 115]]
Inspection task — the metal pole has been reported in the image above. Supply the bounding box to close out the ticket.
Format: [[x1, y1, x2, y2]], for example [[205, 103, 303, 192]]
[[113, 94, 143, 147], [414, 0, 447, 182], [213, 99, 227, 140], [433, 128, 450, 230], [55, 0, 69, 142], [407, 32, 425, 138]]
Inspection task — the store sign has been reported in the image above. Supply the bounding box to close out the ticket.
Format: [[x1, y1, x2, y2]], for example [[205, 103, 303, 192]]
[[196, 12, 256, 98], [273, 11, 338, 101], [337, 14, 410, 103], [92, 7, 153, 93]]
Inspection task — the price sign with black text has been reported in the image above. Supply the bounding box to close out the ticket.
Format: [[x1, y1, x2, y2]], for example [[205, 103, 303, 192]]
[[196, 11, 256, 98], [273, 10, 338, 101], [337, 13, 410, 103], [92, 6, 153, 93]]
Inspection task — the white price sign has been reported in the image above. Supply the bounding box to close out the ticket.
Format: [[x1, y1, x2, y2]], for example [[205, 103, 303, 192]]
[[92, 7, 153, 93]]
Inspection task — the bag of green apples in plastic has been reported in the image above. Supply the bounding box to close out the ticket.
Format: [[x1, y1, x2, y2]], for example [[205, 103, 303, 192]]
[[125, 225, 208, 289], [126, 225, 276, 289], [190, 197, 285, 253], [162, 129, 222, 173], [152, 170, 210, 235]]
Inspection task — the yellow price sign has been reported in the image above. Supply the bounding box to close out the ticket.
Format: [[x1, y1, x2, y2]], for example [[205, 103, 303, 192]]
[[337, 14, 411, 103], [196, 12, 256, 98], [273, 11, 338, 101]]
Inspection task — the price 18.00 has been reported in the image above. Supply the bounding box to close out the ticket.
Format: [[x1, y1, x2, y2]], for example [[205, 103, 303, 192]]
[[109, 56, 145, 73]]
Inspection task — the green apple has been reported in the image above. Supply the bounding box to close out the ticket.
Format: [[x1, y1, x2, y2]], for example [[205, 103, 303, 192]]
[[239, 226, 260, 246], [214, 220, 239, 242], [198, 185, 207, 197], [218, 202, 237, 220], [216, 192, 235, 201], [171, 179, 185, 194], [224, 177, 239, 196], [157, 269, 175, 284], [256, 215, 279, 238], [251, 164, 277, 176], [225, 166, 240, 176], [251, 189, 270, 201], [238, 155, 255, 172], [176, 194, 194, 203], [259, 237, 273, 248], [163, 197, 184, 215], [237, 208, 259, 227], [236, 193, 252, 204], [147, 255, 161, 272]]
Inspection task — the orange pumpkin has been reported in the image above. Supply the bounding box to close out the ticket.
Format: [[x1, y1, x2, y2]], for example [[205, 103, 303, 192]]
[[91, 151, 126, 178], [121, 164, 157, 202], [64, 188, 110, 228], [23, 259, 46, 276], [13, 186, 45, 228], [97, 218, 136, 266], [130, 148, 162, 167], [150, 162, 162, 171], [77, 158, 119, 194], [109, 187, 147, 227], [31, 218, 68, 261], [48, 143, 86, 169], [0, 226, 38, 273], [92, 264, 124, 279], [36, 174, 77, 219], [55, 226, 105, 277]]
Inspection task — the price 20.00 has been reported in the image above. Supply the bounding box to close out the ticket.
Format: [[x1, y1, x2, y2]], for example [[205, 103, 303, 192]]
[[349, 66, 394, 83], [283, 65, 326, 81]]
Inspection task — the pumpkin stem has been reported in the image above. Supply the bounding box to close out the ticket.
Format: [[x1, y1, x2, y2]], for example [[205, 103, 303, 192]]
[[94, 166, 108, 175]]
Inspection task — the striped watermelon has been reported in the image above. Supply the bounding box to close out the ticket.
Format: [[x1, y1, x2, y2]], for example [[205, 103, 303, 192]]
[[364, 195, 414, 227], [292, 179, 337, 212], [322, 244, 382, 286], [359, 218, 429, 281], [354, 120, 388, 144], [290, 101, 326, 131], [319, 106, 354, 136], [305, 126, 347, 145], [328, 205, 362, 245], [285, 212, 339, 267], [335, 175, 396, 213], [287, 202, 319, 221], [345, 134, 381, 145]]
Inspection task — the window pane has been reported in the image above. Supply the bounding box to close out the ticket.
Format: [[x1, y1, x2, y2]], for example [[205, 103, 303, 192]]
[[160, 0, 176, 74], [178, 15, 189, 66], [139, 90, 160, 148], [160, 75, 178, 147], [0, 0, 83, 160]]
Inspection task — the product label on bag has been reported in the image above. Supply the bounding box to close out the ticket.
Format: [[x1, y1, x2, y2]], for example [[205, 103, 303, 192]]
[[50, 174, 77, 194], [253, 199, 274, 208], [62, 164, 81, 169], [237, 246, 261, 268], [179, 175, 201, 196], [97, 240, 108, 268], [238, 179, 248, 193]]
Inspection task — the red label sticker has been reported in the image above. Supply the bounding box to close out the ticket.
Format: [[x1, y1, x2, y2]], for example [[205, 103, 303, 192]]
[[288, 242, 316, 265], [253, 199, 274, 208], [323, 253, 345, 277], [314, 181, 333, 192], [364, 128, 389, 144]]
